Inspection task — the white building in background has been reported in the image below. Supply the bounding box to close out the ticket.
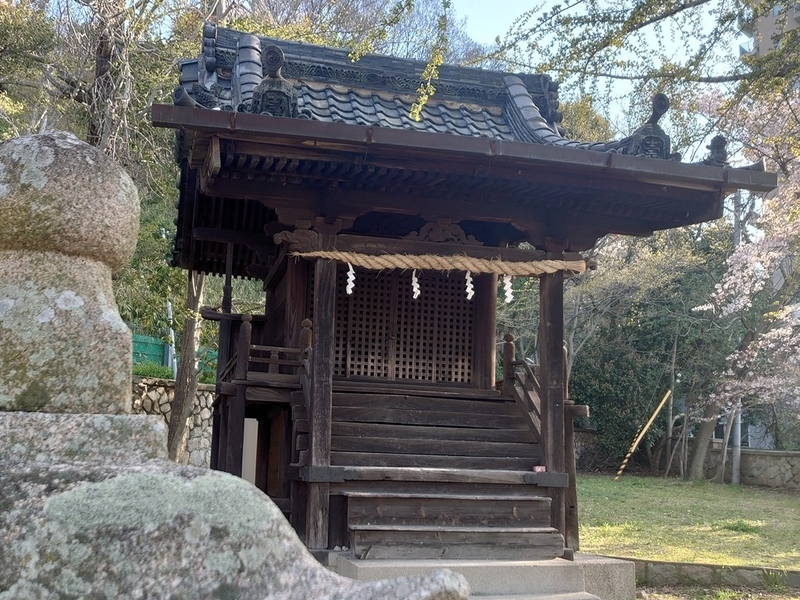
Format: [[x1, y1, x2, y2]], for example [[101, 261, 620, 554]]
[[740, 5, 800, 56]]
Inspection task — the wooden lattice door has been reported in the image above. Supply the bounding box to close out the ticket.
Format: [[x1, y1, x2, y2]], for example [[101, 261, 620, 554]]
[[333, 266, 473, 383]]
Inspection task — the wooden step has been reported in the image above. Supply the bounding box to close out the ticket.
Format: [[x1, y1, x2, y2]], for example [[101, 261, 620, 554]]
[[345, 491, 551, 528], [332, 406, 527, 429], [296, 434, 540, 458], [328, 421, 535, 443], [350, 524, 564, 560], [332, 381, 502, 399], [321, 451, 538, 470], [332, 481, 560, 498], [332, 393, 520, 415]]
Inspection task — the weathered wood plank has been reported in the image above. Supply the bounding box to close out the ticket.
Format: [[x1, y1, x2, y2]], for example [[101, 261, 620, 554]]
[[297, 435, 540, 458], [352, 527, 564, 560], [244, 387, 294, 404], [332, 380, 502, 399], [332, 393, 520, 415], [338, 466, 540, 484], [331, 481, 554, 497], [332, 407, 527, 429], [330, 421, 534, 443], [347, 495, 551, 528], [327, 451, 537, 470]]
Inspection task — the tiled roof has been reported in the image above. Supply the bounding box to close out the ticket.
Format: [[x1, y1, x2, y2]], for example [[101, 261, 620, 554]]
[[296, 82, 517, 140], [172, 23, 690, 162]]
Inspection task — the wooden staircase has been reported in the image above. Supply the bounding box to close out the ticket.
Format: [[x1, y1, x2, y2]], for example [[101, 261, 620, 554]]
[[343, 490, 561, 559], [291, 387, 567, 560]]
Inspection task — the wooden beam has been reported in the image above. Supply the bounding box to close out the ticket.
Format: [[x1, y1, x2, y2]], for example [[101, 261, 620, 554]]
[[539, 271, 566, 541], [192, 226, 273, 252], [152, 105, 777, 194], [200, 135, 221, 192], [337, 235, 577, 262]]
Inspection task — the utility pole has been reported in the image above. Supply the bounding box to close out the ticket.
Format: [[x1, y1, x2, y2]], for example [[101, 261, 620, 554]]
[[732, 190, 743, 485]]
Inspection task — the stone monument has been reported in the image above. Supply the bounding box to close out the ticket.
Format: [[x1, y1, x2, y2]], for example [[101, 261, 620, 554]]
[[0, 132, 470, 600]]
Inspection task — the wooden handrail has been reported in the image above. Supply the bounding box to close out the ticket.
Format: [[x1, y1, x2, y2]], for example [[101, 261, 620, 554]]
[[234, 315, 252, 380], [513, 359, 542, 398], [218, 352, 238, 382]]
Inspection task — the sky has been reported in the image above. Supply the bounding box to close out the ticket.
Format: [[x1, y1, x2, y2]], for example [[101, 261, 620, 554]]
[[450, 0, 526, 45]]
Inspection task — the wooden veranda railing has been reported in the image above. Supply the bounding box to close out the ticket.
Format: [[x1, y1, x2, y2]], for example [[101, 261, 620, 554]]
[[502, 332, 588, 553], [215, 315, 312, 392]]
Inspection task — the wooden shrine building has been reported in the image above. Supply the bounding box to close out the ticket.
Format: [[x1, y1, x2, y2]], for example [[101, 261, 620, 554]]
[[153, 24, 776, 560]]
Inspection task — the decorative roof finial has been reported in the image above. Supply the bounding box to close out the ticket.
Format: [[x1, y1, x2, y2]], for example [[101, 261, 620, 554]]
[[263, 45, 285, 79], [646, 93, 669, 125], [702, 135, 729, 167]]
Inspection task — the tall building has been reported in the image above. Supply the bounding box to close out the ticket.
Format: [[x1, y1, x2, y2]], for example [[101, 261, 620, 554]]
[[739, 6, 800, 56]]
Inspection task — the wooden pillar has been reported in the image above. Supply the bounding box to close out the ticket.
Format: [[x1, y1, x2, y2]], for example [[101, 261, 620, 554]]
[[212, 243, 235, 472], [217, 397, 229, 471], [286, 257, 310, 349], [226, 315, 251, 477], [539, 271, 566, 540], [210, 403, 221, 470], [473, 273, 498, 390], [502, 332, 516, 397], [306, 234, 336, 549]]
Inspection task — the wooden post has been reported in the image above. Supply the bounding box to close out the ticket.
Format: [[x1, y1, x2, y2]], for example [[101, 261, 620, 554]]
[[473, 273, 498, 390], [286, 258, 310, 349], [502, 332, 516, 397], [301, 318, 313, 350], [540, 271, 566, 541], [210, 403, 221, 470], [217, 397, 229, 472], [213, 243, 235, 472], [226, 314, 251, 477], [306, 235, 336, 549]]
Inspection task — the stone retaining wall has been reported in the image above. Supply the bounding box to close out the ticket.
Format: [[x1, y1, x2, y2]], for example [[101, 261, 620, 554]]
[[623, 556, 800, 589], [576, 429, 800, 490], [131, 377, 213, 467], [703, 446, 800, 490]]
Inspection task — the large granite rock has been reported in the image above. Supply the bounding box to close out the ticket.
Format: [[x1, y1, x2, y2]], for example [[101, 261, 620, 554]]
[[0, 413, 468, 600], [0, 132, 139, 413], [0, 132, 470, 600]]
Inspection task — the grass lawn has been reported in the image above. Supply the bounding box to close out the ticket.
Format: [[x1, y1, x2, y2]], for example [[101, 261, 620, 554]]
[[577, 473, 800, 571], [639, 586, 800, 599]]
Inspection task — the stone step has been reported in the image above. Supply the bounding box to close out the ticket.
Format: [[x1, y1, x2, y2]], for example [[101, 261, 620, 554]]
[[476, 594, 599, 600], [336, 557, 591, 596]]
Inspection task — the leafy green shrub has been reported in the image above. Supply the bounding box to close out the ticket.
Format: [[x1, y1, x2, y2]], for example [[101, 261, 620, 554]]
[[133, 362, 174, 380]]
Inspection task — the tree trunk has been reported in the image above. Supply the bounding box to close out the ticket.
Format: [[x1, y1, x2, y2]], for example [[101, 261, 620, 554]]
[[685, 401, 721, 480], [714, 404, 737, 483], [168, 271, 205, 462]]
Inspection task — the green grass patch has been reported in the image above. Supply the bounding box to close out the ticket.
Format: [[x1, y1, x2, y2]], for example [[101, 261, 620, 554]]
[[641, 587, 796, 600], [578, 474, 800, 570]]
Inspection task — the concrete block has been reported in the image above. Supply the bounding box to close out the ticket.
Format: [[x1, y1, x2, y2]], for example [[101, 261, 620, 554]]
[[337, 556, 599, 597], [573, 554, 635, 600]]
